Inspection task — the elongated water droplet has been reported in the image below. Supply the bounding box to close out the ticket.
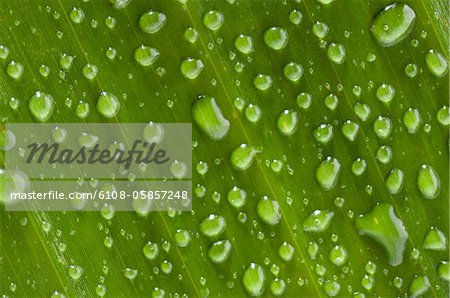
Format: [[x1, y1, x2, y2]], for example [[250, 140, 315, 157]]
[[208, 240, 232, 263], [303, 210, 334, 232], [181, 58, 204, 79], [316, 156, 341, 190], [243, 263, 265, 296], [425, 49, 448, 77], [277, 109, 298, 136], [385, 168, 404, 194], [264, 27, 288, 50], [409, 275, 430, 298], [355, 203, 408, 266], [203, 10, 224, 31], [257, 196, 281, 225], [97, 91, 120, 118], [200, 214, 226, 238], [134, 45, 160, 66], [370, 3, 416, 47], [29, 91, 54, 122], [423, 227, 446, 251], [192, 95, 230, 140], [230, 144, 259, 171], [417, 164, 440, 199], [139, 11, 166, 33], [373, 116, 392, 139], [403, 107, 421, 134]]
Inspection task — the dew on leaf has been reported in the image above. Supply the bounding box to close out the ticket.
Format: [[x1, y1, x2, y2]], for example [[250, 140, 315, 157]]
[[227, 186, 247, 208], [29, 91, 54, 122], [408, 275, 430, 298], [425, 49, 448, 77], [403, 107, 421, 134], [134, 45, 160, 66], [200, 214, 226, 238], [139, 11, 167, 33], [302, 209, 334, 232], [235, 34, 254, 54], [97, 91, 120, 118], [208, 240, 232, 263], [296, 92, 312, 109], [230, 144, 259, 171], [203, 11, 224, 31], [417, 164, 440, 199], [327, 42, 346, 64], [6, 61, 24, 79], [341, 120, 359, 141], [192, 95, 230, 140], [264, 27, 288, 50], [253, 74, 273, 91], [385, 168, 404, 195], [256, 196, 282, 226], [243, 263, 265, 296], [277, 109, 298, 136], [423, 227, 446, 251], [283, 62, 303, 82], [373, 116, 392, 139], [376, 83, 395, 103], [315, 157, 341, 190], [354, 102, 371, 121], [313, 124, 333, 144]]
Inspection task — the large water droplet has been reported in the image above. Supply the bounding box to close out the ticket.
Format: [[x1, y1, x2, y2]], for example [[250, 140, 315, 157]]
[[243, 263, 265, 296], [278, 242, 294, 261], [312, 21, 329, 39], [329, 245, 348, 266], [370, 3, 416, 47], [174, 229, 191, 247], [139, 11, 167, 33], [227, 186, 247, 208], [143, 241, 159, 260], [438, 261, 450, 281], [425, 49, 448, 77], [341, 120, 359, 141], [68, 265, 84, 280], [253, 74, 273, 90], [192, 95, 230, 140], [313, 124, 333, 144], [6, 61, 24, 79], [437, 105, 450, 125], [403, 107, 421, 134], [327, 42, 346, 64], [70, 7, 85, 24], [257, 196, 282, 225], [417, 164, 440, 199], [316, 157, 341, 190], [97, 91, 120, 118], [134, 45, 160, 66], [354, 102, 371, 122], [355, 203, 408, 266], [302, 210, 334, 232], [203, 11, 224, 31], [408, 275, 430, 298], [235, 34, 254, 54], [323, 280, 340, 297], [296, 92, 312, 109], [283, 62, 303, 82], [29, 91, 54, 122], [376, 83, 395, 103], [264, 27, 288, 50], [373, 116, 392, 139]]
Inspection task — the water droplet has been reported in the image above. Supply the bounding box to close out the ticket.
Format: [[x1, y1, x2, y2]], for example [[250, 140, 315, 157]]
[[361, 274, 374, 291], [370, 3, 416, 47], [184, 27, 198, 43], [329, 245, 348, 266], [143, 122, 165, 143], [170, 160, 187, 179], [60, 53, 74, 70], [192, 95, 230, 140], [296, 92, 312, 109], [423, 227, 446, 251], [312, 21, 329, 39], [200, 214, 226, 238], [230, 144, 259, 171], [83, 63, 98, 80], [123, 268, 138, 280], [355, 203, 408, 266], [235, 34, 254, 54], [101, 203, 115, 220], [227, 186, 247, 208], [302, 209, 334, 232], [341, 120, 359, 141], [29, 91, 54, 122], [139, 11, 167, 33], [68, 265, 84, 280], [354, 102, 371, 121], [278, 242, 294, 261], [437, 261, 450, 281], [313, 124, 333, 144], [202, 10, 226, 32], [76, 101, 90, 119], [270, 278, 286, 296], [151, 287, 165, 298], [316, 156, 341, 190], [365, 261, 377, 275], [257, 196, 282, 225], [405, 63, 418, 77], [6, 61, 24, 79], [402, 107, 421, 134], [376, 83, 395, 103], [245, 104, 262, 123], [373, 116, 392, 139], [134, 45, 160, 66], [284, 62, 303, 82], [96, 284, 107, 297], [437, 105, 450, 125], [327, 43, 346, 64], [39, 64, 50, 77], [324, 93, 339, 110], [352, 158, 367, 176], [376, 145, 392, 164], [0, 45, 10, 59], [385, 168, 404, 194], [417, 164, 440, 199], [174, 229, 191, 247], [105, 16, 116, 29], [106, 47, 117, 60], [289, 10, 303, 25], [70, 7, 85, 24], [97, 91, 120, 118], [208, 240, 232, 263], [277, 109, 298, 136], [181, 58, 204, 79], [143, 241, 159, 260], [408, 275, 430, 298], [253, 74, 273, 90], [323, 280, 340, 297], [243, 263, 265, 296], [425, 49, 448, 77], [264, 27, 288, 50]]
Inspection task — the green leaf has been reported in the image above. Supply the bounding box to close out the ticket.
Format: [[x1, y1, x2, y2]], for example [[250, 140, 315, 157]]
[[0, 0, 448, 297]]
